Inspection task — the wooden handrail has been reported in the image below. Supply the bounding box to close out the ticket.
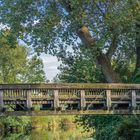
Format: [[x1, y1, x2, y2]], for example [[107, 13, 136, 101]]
[[0, 83, 140, 90]]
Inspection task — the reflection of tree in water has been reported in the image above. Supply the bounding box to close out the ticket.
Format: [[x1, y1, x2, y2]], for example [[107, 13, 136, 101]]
[[0, 133, 29, 140], [1, 128, 93, 140], [29, 128, 91, 140]]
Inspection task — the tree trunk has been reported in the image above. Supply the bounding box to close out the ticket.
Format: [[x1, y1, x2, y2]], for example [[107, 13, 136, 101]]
[[97, 54, 121, 83], [61, 2, 121, 83], [135, 22, 140, 73], [78, 26, 121, 83]]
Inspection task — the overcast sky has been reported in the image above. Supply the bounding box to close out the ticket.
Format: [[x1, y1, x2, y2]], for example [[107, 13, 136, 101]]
[[40, 53, 61, 82], [17, 40, 60, 82]]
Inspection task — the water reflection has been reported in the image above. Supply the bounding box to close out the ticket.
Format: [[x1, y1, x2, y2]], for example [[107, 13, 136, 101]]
[[1, 128, 93, 140]]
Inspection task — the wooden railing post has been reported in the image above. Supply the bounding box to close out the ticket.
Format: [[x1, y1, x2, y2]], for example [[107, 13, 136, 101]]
[[26, 90, 32, 110], [131, 90, 136, 109], [0, 90, 4, 110], [54, 90, 59, 109], [80, 90, 86, 109], [106, 90, 111, 109]]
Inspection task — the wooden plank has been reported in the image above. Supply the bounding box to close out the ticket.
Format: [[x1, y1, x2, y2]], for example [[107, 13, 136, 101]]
[[0, 83, 140, 90], [54, 90, 59, 109], [86, 101, 105, 103], [0, 90, 4, 109], [80, 90, 86, 109], [106, 90, 111, 109], [26, 91, 32, 110], [111, 101, 130, 103], [131, 90, 136, 108]]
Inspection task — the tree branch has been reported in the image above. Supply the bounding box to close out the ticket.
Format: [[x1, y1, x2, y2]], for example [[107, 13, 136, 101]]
[[60, 1, 121, 83], [95, 3, 106, 18], [77, 26, 121, 83], [106, 35, 118, 59], [77, 26, 96, 46]]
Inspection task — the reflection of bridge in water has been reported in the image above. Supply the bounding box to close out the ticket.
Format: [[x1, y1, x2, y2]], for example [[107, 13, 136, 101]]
[[0, 83, 140, 116]]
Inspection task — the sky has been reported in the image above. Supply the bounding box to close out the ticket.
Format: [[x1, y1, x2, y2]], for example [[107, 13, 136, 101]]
[[17, 39, 61, 82], [39, 46, 74, 82], [40, 53, 61, 82]]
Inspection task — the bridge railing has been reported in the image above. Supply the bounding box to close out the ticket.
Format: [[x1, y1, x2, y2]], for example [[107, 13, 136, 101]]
[[0, 83, 140, 113]]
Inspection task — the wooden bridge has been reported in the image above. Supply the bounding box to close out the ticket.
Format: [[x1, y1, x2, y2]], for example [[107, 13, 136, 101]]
[[0, 83, 140, 116]]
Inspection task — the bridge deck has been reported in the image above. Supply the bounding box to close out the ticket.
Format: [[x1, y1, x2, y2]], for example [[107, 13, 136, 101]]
[[0, 83, 140, 116]]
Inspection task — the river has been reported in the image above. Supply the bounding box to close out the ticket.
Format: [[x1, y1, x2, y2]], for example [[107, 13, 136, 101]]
[[0, 116, 95, 140], [0, 128, 94, 140]]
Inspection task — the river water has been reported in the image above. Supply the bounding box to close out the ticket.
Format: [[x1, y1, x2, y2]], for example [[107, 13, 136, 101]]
[[0, 128, 94, 140], [0, 116, 95, 140]]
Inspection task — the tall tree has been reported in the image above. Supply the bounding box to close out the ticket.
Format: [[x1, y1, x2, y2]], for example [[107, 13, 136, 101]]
[[0, 0, 139, 83], [0, 33, 46, 83]]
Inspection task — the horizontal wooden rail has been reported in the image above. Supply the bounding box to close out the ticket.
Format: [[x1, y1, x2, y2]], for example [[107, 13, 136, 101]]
[[0, 83, 140, 115], [0, 83, 140, 90]]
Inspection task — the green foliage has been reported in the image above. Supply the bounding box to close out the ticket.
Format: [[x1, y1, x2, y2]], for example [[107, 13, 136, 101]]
[[0, 45, 27, 83], [133, 68, 140, 83], [76, 115, 140, 140], [0, 0, 139, 82], [76, 115, 122, 138], [115, 116, 140, 140], [0, 0, 140, 138], [0, 33, 46, 83], [0, 0, 139, 81], [0, 0, 139, 54], [57, 47, 105, 83], [21, 55, 46, 83], [0, 116, 30, 127]]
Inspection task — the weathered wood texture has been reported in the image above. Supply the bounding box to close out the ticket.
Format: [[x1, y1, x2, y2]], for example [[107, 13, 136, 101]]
[[131, 90, 136, 108], [26, 91, 32, 109], [54, 90, 59, 109], [80, 90, 86, 109], [0, 83, 140, 115], [106, 90, 111, 109], [0, 83, 140, 89], [0, 90, 4, 109]]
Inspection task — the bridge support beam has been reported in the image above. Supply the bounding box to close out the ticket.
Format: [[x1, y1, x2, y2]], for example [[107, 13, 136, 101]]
[[26, 91, 32, 110], [54, 90, 59, 109], [80, 90, 86, 109], [131, 90, 136, 109], [106, 90, 111, 110], [0, 90, 4, 110]]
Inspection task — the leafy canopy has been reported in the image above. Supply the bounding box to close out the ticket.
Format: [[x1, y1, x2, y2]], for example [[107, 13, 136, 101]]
[[0, 32, 46, 83], [0, 0, 139, 55]]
